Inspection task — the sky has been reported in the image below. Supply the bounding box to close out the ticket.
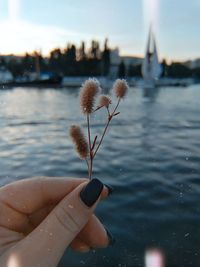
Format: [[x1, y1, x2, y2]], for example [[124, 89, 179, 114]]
[[0, 0, 199, 61]]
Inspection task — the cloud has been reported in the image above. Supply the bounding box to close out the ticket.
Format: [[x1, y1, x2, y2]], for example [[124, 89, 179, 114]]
[[0, 18, 102, 55]]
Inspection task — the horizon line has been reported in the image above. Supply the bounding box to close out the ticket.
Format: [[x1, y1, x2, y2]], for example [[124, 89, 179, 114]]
[[0, 51, 199, 64]]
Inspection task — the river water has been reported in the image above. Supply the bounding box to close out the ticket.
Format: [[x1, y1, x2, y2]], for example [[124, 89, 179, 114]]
[[1, 85, 200, 266]]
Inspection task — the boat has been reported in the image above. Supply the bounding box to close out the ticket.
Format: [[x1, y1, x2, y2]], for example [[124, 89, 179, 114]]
[[0, 53, 62, 89], [0, 74, 62, 89], [0, 66, 13, 84], [142, 27, 162, 89]]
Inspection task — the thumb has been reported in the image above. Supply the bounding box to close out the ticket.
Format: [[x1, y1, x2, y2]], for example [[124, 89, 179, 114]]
[[10, 179, 104, 267]]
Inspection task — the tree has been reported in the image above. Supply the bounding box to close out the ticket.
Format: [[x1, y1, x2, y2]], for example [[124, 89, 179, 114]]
[[167, 63, 191, 78], [49, 48, 63, 73], [79, 41, 86, 61], [90, 40, 100, 60], [118, 61, 126, 78], [102, 38, 110, 76], [161, 59, 167, 77], [0, 57, 6, 66], [193, 67, 200, 79], [128, 64, 142, 77], [62, 44, 77, 75]]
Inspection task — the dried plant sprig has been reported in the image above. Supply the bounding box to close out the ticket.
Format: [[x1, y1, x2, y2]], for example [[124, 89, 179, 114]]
[[70, 78, 129, 180], [113, 79, 128, 99], [98, 95, 112, 108], [80, 78, 101, 114], [93, 80, 129, 158], [69, 125, 89, 159]]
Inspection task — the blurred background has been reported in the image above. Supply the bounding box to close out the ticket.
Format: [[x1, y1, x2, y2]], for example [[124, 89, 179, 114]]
[[0, 0, 200, 266]]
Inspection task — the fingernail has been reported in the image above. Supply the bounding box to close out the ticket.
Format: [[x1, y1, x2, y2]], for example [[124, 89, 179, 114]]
[[105, 228, 116, 246], [80, 178, 104, 207], [104, 184, 114, 195]]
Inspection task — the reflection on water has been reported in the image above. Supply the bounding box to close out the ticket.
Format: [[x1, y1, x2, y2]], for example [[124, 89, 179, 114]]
[[143, 86, 160, 100], [1, 85, 200, 266]]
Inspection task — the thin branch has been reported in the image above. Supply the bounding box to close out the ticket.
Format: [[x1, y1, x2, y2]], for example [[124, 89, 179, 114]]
[[87, 114, 93, 180], [90, 158, 93, 181], [87, 114, 92, 150], [113, 112, 120, 117], [93, 98, 121, 158], [93, 119, 110, 158], [91, 135, 98, 151], [85, 159, 90, 178], [93, 106, 103, 112], [112, 97, 121, 115], [106, 107, 110, 117]]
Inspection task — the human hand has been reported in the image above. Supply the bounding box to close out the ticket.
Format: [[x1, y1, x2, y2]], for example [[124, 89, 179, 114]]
[[0, 177, 113, 267]]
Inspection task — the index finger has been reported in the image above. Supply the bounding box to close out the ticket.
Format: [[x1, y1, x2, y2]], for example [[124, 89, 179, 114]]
[[0, 177, 108, 215]]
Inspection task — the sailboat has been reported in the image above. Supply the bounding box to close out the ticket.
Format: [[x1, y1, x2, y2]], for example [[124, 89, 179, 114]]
[[142, 27, 162, 89]]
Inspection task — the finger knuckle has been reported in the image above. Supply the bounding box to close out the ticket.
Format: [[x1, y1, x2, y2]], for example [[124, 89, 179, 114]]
[[53, 205, 82, 234]]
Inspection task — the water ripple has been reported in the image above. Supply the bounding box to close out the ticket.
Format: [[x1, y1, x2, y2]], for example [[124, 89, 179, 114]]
[[1, 86, 200, 266]]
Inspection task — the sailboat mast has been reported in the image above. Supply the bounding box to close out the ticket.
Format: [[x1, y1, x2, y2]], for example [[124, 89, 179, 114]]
[[142, 26, 161, 88]]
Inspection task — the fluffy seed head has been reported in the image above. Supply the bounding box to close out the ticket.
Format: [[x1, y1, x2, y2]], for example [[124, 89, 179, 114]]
[[113, 79, 129, 99], [80, 78, 101, 114], [98, 95, 112, 108], [69, 125, 89, 159]]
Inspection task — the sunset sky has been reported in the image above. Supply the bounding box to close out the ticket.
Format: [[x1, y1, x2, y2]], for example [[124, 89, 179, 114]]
[[0, 0, 199, 61]]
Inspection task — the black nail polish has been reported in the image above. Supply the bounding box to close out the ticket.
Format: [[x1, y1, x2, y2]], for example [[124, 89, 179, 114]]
[[80, 178, 103, 207], [104, 184, 114, 195], [105, 228, 116, 246]]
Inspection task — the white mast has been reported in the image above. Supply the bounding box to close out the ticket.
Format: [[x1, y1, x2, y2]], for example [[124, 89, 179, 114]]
[[152, 35, 162, 79], [142, 27, 162, 88], [142, 28, 152, 80]]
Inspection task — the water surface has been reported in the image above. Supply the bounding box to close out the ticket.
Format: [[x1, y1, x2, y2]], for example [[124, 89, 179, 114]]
[[1, 85, 200, 266]]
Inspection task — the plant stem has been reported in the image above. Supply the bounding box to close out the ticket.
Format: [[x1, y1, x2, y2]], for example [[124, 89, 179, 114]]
[[112, 97, 121, 115], [87, 114, 93, 180], [93, 119, 110, 158], [85, 158, 90, 178], [86, 98, 121, 179], [93, 98, 121, 158], [106, 107, 110, 117]]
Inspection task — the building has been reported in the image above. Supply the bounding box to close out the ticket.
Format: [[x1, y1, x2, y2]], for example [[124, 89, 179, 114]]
[[109, 48, 143, 78], [184, 59, 200, 69], [109, 48, 121, 78], [121, 56, 143, 67]]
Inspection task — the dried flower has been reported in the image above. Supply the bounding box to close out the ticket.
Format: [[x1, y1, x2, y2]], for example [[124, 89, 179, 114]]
[[98, 95, 112, 108], [113, 79, 129, 99], [70, 78, 128, 180], [69, 125, 89, 159], [80, 78, 101, 114]]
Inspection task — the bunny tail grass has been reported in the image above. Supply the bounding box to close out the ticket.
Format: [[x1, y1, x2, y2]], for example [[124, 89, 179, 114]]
[[113, 79, 129, 99], [69, 125, 89, 159], [98, 95, 112, 108], [80, 78, 101, 114]]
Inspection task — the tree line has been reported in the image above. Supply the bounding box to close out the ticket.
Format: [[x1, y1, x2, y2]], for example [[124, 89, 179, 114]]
[[0, 39, 111, 78], [0, 38, 200, 80], [120, 60, 200, 80]]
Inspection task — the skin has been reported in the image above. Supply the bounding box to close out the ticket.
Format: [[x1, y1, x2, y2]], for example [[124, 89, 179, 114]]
[[0, 177, 110, 267]]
